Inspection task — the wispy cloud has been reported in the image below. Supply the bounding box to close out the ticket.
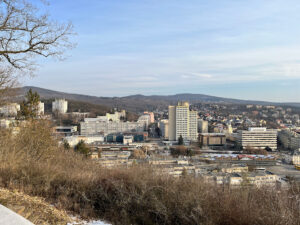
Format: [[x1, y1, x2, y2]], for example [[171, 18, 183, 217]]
[[22, 0, 300, 101]]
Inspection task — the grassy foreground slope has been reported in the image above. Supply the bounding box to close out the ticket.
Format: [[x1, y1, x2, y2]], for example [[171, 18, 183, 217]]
[[0, 188, 70, 224], [0, 120, 299, 225]]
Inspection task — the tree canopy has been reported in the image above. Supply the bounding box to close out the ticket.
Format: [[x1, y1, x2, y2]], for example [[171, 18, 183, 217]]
[[19, 88, 41, 119]]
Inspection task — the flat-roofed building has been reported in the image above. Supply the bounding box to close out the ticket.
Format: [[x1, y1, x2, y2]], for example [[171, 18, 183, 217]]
[[238, 127, 277, 150], [168, 105, 176, 141], [168, 102, 198, 141], [0, 103, 20, 117], [144, 111, 155, 123], [105, 110, 126, 122], [54, 126, 78, 136], [189, 111, 198, 141], [123, 135, 133, 145], [38, 101, 44, 115], [52, 99, 68, 114], [138, 114, 151, 129], [199, 133, 226, 147], [80, 117, 144, 136], [159, 119, 169, 138], [292, 153, 300, 165], [198, 119, 208, 133], [64, 135, 105, 147], [278, 129, 300, 150]]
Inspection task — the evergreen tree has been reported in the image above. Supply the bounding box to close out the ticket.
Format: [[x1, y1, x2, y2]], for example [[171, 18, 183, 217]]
[[178, 135, 184, 145], [74, 140, 90, 156], [19, 89, 40, 119], [63, 140, 70, 150]]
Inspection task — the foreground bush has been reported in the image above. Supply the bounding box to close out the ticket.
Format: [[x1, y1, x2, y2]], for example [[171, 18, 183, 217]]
[[0, 120, 299, 225]]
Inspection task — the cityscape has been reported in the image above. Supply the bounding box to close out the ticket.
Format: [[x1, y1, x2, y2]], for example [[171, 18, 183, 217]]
[[0, 0, 300, 225], [1, 93, 300, 185]]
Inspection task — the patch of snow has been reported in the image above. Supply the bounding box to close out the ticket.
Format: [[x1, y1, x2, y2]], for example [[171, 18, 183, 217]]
[[68, 220, 111, 225]]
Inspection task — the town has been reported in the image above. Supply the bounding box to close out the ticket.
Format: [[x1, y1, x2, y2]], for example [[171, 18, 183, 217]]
[[1, 90, 300, 189], [1, 0, 300, 224]]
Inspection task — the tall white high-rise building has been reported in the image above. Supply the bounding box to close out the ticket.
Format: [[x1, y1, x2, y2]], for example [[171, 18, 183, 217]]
[[52, 99, 68, 114], [168, 102, 198, 141]]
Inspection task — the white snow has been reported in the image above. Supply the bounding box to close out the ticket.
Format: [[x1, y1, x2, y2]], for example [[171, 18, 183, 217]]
[[68, 219, 111, 225]]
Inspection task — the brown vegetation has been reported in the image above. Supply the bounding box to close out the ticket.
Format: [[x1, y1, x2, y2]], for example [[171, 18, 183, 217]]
[[0, 188, 70, 224], [0, 120, 299, 225], [171, 145, 195, 157], [243, 146, 268, 155], [131, 149, 146, 159]]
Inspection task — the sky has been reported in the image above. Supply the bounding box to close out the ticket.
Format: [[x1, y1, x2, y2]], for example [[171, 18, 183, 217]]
[[22, 0, 300, 102]]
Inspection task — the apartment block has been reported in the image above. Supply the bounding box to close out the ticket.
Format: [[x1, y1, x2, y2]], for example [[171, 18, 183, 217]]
[[52, 99, 68, 114], [168, 102, 198, 141], [238, 127, 277, 150], [198, 119, 208, 133], [159, 119, 169, 138], [80, 117, 145, 136], [0, 103, 20, 117]]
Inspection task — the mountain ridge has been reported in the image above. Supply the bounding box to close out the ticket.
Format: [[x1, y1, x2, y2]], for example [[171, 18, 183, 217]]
[[19, 86, 300, 112]]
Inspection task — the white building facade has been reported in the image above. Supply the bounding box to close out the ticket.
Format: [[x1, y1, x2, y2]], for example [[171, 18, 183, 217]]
[[168, 102, 198, 141], [38, 101, 44, 115], [138, 114, 151, 129], [80, 117, 145, 136], [52, 99, 68, 114], [279, 129, 300, 151], [159, 119, 169, 138], [0, 103, 20, 117], [238, 127, 278, 150]]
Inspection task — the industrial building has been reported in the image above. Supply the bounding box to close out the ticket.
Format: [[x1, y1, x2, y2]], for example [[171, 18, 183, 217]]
[[237, 127, 277, 150]]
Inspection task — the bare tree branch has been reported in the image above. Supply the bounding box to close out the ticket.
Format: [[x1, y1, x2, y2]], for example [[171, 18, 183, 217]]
[[0, 0, 74, 70], [0, 0, 74, 103]]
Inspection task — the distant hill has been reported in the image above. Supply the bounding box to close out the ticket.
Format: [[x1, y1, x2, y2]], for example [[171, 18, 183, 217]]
[[19, 86, 300, 112]]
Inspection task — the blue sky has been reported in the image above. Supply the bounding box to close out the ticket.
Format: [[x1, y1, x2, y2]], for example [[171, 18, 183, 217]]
[[22, 0, 300, 102]]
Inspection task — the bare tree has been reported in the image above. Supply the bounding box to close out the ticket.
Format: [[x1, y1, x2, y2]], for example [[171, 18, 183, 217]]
[[0, 0, 74, 103], [0, 67, 17, 104]]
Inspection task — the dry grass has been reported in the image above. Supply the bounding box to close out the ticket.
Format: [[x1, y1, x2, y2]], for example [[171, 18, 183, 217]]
[[0, 120, 300, 225], [0, 187, 70, 224]]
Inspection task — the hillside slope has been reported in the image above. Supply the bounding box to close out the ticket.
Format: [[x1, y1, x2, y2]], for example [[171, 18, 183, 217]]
[[0, 188, 70, 225], [19, 86, 300, 112]]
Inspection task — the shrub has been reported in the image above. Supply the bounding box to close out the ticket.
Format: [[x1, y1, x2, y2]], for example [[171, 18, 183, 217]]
[[171, 146, 195, 157], [74, 140, 90, 156]]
